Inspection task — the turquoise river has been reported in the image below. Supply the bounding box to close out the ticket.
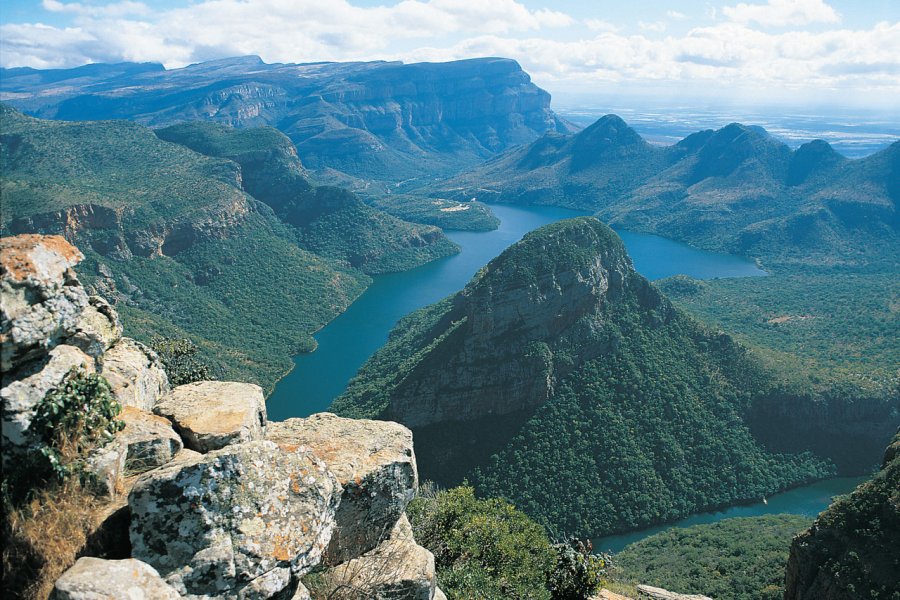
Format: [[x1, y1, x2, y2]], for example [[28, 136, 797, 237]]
[[267, 203, 862, 552]]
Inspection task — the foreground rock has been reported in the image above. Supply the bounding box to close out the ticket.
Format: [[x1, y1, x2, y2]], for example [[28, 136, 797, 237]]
[[0, 234, 87, 372], [118, 406, 184, 474], [52, 557, 181, 599], [1, 344, 94, 448], [267, 413, 417, 564], [154, 381, 266, 452], [636, 585, 713, 600], [101, 337, 169, 411], [129, 440, 341, 598], [318, 514, 436, 600]]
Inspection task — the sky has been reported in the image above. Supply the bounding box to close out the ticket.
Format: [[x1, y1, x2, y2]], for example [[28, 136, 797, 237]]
[[1, 0, 899, 109]]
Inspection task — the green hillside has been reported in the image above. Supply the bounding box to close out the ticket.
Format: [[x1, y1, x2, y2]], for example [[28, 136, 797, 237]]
[[332, 218, 859, 538], [0, 105, 369, 390], [155, 121, 459, 274], [613, 515, 813, 600]]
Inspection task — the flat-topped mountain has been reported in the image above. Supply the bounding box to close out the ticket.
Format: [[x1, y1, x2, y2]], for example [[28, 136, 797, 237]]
[[430, 115, 899, 267], [332, 217, 896, 536], [1, 56, 576, 185]]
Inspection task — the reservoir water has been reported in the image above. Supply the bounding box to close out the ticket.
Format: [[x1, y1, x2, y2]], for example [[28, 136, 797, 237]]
[[265, 203, 856, 555], [593, 475, 869, 553], [267, 204, 765, 420]]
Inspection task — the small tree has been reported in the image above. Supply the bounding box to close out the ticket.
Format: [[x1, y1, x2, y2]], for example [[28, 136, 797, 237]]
[[547, 538, 610, 600], [150, 336, 212, 385]]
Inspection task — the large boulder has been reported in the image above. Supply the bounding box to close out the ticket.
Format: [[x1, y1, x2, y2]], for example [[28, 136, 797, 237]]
[[636, 585, 713, 600], [102, 337, 169, 412], [69, 295, 122, 359], [118, 406, 184, 475], [1, 344, 94, 449], [129, 439, 341, 599], [154, 381, 266, 452], [1, 234, 88, 372], [267, 413, 417, 564], [318, 514, 436, 600], [52, 556, 181, 599]]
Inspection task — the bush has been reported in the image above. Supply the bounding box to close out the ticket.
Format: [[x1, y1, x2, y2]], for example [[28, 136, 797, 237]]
[[30, 368, 124, 482], [547, 539, 610, 600], [150, 336, 213, 385], [408, 485, 556, 600]]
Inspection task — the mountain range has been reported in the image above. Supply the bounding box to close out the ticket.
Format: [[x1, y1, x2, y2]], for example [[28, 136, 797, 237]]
[[0, 56, 575, 187], [429, 114, 899, 267]]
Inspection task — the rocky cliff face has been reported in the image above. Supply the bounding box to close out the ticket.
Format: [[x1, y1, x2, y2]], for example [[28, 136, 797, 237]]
[[386, 217, 670, 428], [783, 430, 900, 600], [1, 234, 445, 600], [1, 56, 575, 184]]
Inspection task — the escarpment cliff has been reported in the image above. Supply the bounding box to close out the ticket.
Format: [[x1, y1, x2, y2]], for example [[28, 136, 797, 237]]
[[1, 56, 576, 184], [0, 104, 459, 390], [784, 431, 900, 600], [333, 217, 840, 536], [1, 234, 445, 600]]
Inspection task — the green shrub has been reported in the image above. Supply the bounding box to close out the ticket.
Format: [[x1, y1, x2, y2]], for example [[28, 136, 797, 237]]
[[150, 336, 213, 385], [547, 539, 610, 600], [408, 485, 555, 600], [30, 368, 124, 481]]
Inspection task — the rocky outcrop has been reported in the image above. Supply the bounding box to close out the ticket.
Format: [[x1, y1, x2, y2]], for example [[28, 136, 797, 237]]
[[153, 381, 267, 452], [1, 235, 170, 457], [2, 234, 442, 600], [101, 337, 169, 411], [784, 431, 900, 600], [129, 440, 341, 598], [636, 585, 713, 600], [318, 514, 436, 600], [267, 413, 418, 564], [118, 406, 184, 474], [52, 557, 181, 600], [0, 234, 88, 371], [1, 344, 95, 448]]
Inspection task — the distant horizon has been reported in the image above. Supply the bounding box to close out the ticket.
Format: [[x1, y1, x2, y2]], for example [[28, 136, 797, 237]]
[[1, 0, 898, 111]]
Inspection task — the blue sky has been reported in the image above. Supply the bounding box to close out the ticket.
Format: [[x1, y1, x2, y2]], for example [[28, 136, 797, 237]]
[[2, 0, 899, 108]]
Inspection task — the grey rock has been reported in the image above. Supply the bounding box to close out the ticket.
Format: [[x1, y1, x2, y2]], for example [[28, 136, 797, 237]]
[[154, 381, 266, 452], [290, 582, 312, 600], [267, 413, 417, 564], [1, 234, 88, 372], [69, 295, 123, 358], [1, 344, 95, 449], [118, 406, 184, 475], [129, 440, 341, 599], [102, 338, 169, 412], [85, 440, 127, 498], [52, 556, 181, 599], [637, 585, 713, 600], [320, 514, 435, 600], [432, 587, 447, 600]]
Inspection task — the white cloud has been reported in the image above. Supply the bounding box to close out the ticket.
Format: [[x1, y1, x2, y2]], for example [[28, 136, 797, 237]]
[[667, 10, 687, 21], [584, 18, 619, 32], [42, 0, 150, 18], [722, 0, 840, 27], [638, 20, 666, 32], [1, 0, 897, 104]]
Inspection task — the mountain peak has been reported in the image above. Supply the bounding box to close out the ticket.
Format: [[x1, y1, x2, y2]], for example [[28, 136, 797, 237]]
[[570, 114, 648, 171], [787, 139, 845, 185], [380, 217, 667, 428]]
